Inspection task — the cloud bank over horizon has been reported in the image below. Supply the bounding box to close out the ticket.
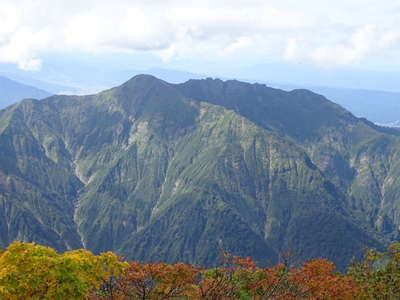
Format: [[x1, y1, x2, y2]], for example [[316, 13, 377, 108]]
[[1, 0, 400, 71]]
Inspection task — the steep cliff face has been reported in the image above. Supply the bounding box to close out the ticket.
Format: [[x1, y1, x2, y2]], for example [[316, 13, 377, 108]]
[[0, 75, 399, 269], [178, 78, 400, 246]]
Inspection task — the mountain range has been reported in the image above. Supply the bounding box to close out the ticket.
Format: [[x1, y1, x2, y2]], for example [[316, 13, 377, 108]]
[[144, 68, 400, 126], [271, 84, 400, 126], [2, 68, 400, 127], [0, 76, 51, 109], [1, 75, 400, 270]]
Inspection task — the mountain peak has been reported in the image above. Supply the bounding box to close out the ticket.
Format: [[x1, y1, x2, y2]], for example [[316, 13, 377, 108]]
[[123, 74, 167, 86]]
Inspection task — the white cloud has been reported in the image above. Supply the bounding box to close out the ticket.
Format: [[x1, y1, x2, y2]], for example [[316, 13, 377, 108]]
[[0, 27, 50, 71], [0, 0, 399, 70], [283, 25, 400, 67]]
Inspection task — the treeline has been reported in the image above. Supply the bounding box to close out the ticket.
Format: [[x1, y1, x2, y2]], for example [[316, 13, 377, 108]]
[[0, 242, 399, 299]]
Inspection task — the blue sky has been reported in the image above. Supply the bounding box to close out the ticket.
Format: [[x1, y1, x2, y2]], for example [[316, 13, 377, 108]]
[[1, 0, 400, 91]]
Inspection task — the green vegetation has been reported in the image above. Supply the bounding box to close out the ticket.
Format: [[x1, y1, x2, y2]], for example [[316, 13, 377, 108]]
[[1, 75, 400, 269], [0, 242, 126, 299]]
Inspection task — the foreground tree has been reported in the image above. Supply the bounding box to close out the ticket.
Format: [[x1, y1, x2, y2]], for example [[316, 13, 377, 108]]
[[239, 258, 357, 299], [0, 242, 126, 300], [349, 243, 400, 300], [92, 261, 199, 299], [289, 259, 359, 300], [203, 251, 359, 300], [3, 242, 397, 299]]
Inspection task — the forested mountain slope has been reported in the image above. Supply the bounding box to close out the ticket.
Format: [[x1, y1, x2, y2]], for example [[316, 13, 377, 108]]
[[1, 75, 400, 269]]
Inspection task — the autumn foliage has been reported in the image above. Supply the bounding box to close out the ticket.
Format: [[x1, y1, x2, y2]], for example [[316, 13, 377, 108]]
[[0, 242, 126, 299], [0, 242, 399, 299]]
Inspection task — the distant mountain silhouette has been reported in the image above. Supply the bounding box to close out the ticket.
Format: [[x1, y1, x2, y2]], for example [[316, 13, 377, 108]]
[[0, 76, 51, 109]]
